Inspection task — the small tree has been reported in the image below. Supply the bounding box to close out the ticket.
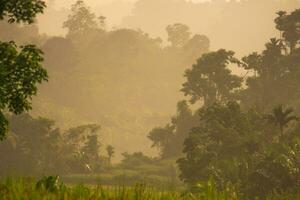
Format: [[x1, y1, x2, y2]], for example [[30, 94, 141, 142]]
[[106, 145, 115, 163]]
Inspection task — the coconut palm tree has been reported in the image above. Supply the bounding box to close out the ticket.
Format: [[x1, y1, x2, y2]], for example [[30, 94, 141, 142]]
[[268, 105, 298, 136], [106, 145, 115, 163]]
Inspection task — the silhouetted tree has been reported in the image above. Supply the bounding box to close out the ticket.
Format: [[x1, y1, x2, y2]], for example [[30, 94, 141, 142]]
[[63, 0, 98, 37], [106, 145, 115, 163], [166, 23, 191, 48], [182, 49, 242, 105], [240, 38, 289, 109], [275, 9, 300, 52], [82, 134, 101, 170], [267, 105, 298, 136]]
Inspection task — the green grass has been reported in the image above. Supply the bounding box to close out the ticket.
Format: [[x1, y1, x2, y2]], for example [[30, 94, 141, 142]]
[[1, 176, 299, 200], [62, 172, 176, 189], [0, 176, 238, 200]]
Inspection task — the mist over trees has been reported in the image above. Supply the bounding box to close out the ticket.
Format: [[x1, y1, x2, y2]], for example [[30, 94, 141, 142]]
[[38, 0, 300, 56], [0, 114, 108, 175], [145, 8, 300, 198], [122, 0, 300, 55], [32, 0, 300, 157], [1, 0, 300, 199], [26, 0, 210, 158]]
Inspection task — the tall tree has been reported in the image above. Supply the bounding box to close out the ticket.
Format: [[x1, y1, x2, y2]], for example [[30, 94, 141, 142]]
[[240, 37, 295, 109], [82, 134, 101, 164], [166, 23, 191, 48], [275, 9, 300, 53], [0, 0, 48, 140], [63, 0, 98, 37], [182, 49, 242, 106]]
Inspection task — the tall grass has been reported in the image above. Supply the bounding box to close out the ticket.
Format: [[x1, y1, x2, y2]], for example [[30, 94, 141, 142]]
[[1, 176, 299, 200], [0, 176, 238, 200]]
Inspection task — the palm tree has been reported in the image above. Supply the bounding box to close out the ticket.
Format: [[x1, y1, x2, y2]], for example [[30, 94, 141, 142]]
[[268, 105, 298, 136], [106, 145, 115, 163]]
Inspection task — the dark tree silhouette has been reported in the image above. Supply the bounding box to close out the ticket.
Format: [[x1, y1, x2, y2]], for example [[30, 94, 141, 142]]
[[275, 9, 300, 53], [166, 23, 191, 48], [106, 145, 115, 163], [182, 49, 242, 105], [267, 105, 298, 136]]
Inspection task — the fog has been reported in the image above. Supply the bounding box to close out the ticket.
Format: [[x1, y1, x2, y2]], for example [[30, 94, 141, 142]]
[[39, 0, 299, 54], [29, 0, 300, 162], [2, 0, 300, 196]]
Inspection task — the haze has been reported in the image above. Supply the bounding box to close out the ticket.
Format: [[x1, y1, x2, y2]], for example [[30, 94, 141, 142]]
[[2, 0, 300, 197], [32, 0, 300, 161]]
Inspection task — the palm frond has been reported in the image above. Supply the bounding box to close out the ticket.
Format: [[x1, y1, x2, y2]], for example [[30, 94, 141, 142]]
[[283, 108, 294, 118], [284, 116, 298, 125]]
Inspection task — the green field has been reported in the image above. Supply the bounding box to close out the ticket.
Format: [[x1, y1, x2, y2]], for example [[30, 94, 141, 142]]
[[0, 176, 237, 200], [1, 176, 300, 200]]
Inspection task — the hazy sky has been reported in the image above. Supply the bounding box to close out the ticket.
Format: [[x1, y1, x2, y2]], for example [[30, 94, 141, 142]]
[[39, 0, 299, 55], [39, 0, 213, 37], [51, 0, 133, 8], [49, 0, 208, 9]]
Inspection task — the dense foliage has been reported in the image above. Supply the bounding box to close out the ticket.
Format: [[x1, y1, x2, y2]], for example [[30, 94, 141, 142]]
[[0, 0, 45, 23], [181, 49, 242, 105], [148, 101, 198, 158], [0, 0, 48, 140], [177, 102, 300, 199], [0, 114, 108, 175], [147, 8, 300, 199]]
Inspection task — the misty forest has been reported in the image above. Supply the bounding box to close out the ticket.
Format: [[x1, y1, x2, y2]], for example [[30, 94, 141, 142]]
[[1, 0, 300, 199]]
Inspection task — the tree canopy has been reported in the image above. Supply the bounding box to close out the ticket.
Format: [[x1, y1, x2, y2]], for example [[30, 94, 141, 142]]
[[63, 0, 98, 37], [275, 9, 300, 52], [181, 49, 242, 105], [148, 8, 300, 198], [177, 102, 300, 199], [0, 0, 48, 140], [0, 0, 45, 23]]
